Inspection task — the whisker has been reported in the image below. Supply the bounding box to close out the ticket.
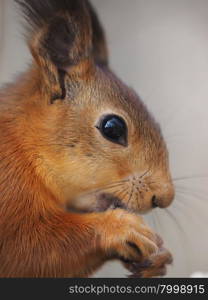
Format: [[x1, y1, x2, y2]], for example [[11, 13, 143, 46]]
[[167, 199, 206, 244], [108, 185, 132, 218], [113, 186, 129, 201], [122, 184, 133, 216], [175, 188, 208, 200], [152, 209, 163, 232], [163, 207, 191, 272], [175, 184, 204, 192], [164, 208, 186, 235], [169, 201, 193, 220], [152, 213, 159, 231], [101, 179, 129, 188], [137, 196, 141, 211], [82, 182, 128, 197], [120, 187, 130, 200], [148, 181, 156, 185], [177, 191, 207, 206], [171, 199, 187, 210], [173, 175, 208, 181], [140, 169, 151, 179]]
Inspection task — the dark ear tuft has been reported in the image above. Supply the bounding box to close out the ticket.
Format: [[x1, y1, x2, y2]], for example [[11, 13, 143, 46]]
[[15, 0, 93, 102], [16, 0, 84, 28], [44, 16, 76, 69], [16, 0, 92, 69], [16, 0, 109, 102], [86, 1, 109, 67]]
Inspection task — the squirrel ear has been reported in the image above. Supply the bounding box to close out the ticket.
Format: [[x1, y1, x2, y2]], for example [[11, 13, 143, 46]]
[[16, 0, 93, 102], [86, 1, 109, 67]]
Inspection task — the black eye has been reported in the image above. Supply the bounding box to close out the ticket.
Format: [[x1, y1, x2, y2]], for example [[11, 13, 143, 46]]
[[97, 115, 128, 146]]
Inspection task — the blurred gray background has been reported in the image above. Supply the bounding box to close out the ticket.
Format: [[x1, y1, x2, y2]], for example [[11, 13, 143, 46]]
[[0, 0, 208, 277]]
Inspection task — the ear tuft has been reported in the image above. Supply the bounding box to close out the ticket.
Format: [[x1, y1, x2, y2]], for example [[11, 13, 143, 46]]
[[44, 16, 76, 69], [16, 0, 109, 102], [86, 1, 109, 67], [15, 0, 93, 102], [16, 0, 92, 70]]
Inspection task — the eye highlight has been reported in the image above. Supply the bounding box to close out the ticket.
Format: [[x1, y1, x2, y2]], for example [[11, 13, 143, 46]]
[[96, 114, 128, 146]]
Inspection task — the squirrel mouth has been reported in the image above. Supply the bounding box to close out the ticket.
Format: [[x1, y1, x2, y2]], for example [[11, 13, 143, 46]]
[[93, 193, 127, 211], [67, 192, 127, 213]]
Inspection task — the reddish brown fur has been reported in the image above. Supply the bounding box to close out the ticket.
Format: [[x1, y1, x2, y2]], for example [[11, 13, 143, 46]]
[[0, 0, 174, 277]]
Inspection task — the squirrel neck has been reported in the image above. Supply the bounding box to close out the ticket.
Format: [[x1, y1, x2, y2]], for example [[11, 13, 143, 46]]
[[0, 68, 61, 223], [0, 129, 56, 221]]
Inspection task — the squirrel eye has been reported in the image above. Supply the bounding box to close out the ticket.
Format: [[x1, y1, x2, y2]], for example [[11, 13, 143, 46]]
[[97, 115, 128, 146]]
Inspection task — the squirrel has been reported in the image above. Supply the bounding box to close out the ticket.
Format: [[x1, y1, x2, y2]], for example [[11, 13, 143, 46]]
[[0, 0, 175, 277]]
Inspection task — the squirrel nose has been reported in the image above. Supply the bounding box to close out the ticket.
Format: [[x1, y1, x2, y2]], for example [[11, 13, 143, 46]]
[[151, 195, 159, 208], [151, 181, 175, 209], [151, 191, 174, 209]]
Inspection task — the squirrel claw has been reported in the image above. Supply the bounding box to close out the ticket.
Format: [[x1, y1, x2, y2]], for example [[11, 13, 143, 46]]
[[122, 246, 173, 278]]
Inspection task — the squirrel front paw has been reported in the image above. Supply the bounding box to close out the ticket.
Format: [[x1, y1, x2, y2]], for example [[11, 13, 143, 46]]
[[96, 209, 159, 264], [122, 235, 173, 278]]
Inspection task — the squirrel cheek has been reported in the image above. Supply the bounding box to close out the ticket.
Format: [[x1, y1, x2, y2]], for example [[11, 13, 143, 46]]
[[117, 165, 132, 179]]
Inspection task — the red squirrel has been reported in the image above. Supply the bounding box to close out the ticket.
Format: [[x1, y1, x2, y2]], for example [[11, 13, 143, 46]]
[[0, 0, 174, 277]]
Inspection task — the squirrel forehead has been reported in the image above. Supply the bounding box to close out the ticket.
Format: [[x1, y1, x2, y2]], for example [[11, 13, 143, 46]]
[[66, 67, 162, 137], [66, 67, 142, 110]]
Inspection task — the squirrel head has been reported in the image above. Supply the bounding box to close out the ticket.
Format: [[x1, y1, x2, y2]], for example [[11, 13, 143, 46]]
[[15, 0, 174, 213]]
